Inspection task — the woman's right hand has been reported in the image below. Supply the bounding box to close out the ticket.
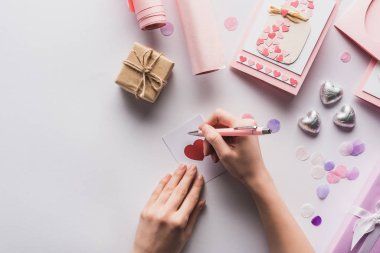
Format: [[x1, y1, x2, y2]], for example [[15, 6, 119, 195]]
[[199, 109, 268, 185]]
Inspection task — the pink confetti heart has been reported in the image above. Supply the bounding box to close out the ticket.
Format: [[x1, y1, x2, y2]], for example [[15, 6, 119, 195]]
[[326, 172, 340, 184], [239, 56, 247, 63], [268, 32, 276, 39], [274, 46, 281, 53], [277, 32, 284, 39], [333, 165, 347, 179], [274, 70, 281, 77], [264, 26, 270, 33], [248, 59, 255, 66], [263, 48, 269, 57], [260, 33, 268, 40], [291, 1, 299, 7], [281, 75, 289, 81], [265, 40, 273, 47], [308, 2, 314, 9], [265, 67, 272, 74], [256, 38, 264, 46], [256, 63, 263, 70], [340, 52, 351, 63], [276, 54, 284, 62], [272, 25, 280, 32], [281, 9, 289, 17], [290, 78, 298, 86], [282, 25, 289, 32]]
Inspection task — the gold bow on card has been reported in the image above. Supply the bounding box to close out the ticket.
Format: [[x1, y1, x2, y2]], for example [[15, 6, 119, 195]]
[[123, 49, 167, 99], [268, 5, 309, 23]]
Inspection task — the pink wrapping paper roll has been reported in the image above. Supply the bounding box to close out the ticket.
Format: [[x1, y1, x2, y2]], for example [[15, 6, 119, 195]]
[[129, 0, 167, 30], [176, 0, 225, 75], [328, 161, 380, 253]]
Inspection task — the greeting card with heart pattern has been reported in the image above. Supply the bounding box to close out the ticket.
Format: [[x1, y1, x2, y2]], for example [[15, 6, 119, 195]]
[[162, 115, 225, 182]]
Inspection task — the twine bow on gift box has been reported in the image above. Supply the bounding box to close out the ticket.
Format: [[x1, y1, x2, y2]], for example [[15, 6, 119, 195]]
[[268, 5, 309, 23], [350, 201, 380, 251], [123, 48, 167, 99]]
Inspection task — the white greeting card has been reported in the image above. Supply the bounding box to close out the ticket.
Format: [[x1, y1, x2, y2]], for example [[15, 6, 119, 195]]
[[162, 115, 225, 182], [363, 61, 380, 99], [243, 0, 335, 75]]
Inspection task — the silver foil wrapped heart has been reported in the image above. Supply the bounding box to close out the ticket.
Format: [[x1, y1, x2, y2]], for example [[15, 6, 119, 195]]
[[320, 81, 343, 105], [298, 110, 321, 135], [333, 104, 356, 129]]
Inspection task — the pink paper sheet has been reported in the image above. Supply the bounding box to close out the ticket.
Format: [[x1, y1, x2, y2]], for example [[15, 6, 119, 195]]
[[176, 0, 225, 75], [131, 0, 166, 30], [328, 162, 380, 253], [356, 59, 380, 109]]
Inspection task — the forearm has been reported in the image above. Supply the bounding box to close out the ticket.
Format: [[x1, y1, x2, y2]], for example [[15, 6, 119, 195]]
[[244, 168, 314, 253]]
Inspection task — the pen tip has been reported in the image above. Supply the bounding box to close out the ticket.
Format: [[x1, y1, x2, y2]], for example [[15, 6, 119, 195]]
[[263, 129, 272, 134]]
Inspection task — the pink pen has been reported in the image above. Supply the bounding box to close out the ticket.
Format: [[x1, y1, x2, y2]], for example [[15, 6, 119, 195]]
[[187, 126, 272, 137]]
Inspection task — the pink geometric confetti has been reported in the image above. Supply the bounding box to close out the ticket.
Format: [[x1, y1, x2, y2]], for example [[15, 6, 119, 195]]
[[340, 52, 351, 63], [333, 165, 347, 178], [160, 22, 174, 36], [224, 17, 238, 31], [346, 167, 360, 181], [327, 172, 340, 184]]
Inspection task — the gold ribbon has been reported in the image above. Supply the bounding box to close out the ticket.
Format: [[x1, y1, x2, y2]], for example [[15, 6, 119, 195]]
[[268, 5, 309, 23], [123, 48, 167, 99]]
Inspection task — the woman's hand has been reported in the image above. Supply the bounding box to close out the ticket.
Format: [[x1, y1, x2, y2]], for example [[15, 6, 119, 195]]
[[132, 164, 205, 253], [200, 109, 267, 185]]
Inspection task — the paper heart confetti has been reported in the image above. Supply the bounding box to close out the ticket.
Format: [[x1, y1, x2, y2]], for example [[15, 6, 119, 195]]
[[184, 139, 204, 161], [272, 24, 280, 32], [274, 46, 281, 53], [239, 56, 247, 63], [281, 9, 289, 17], [257, 38, 264, 45], [273, 70, 281, 77], [256, 63, 263, 70], [320, 81, 343, 105], [290, 78, 298, 86], [291, 1, 299, 8], [333, 105, 356, 129], [277, 32, 284, 39], [268, 32, 276, 39], [263, 48, 269, 56], [298, 110, 321, 135], [276, 54, 284, 62], [282, 25, 289, 32], [308, 2, 314, 9]]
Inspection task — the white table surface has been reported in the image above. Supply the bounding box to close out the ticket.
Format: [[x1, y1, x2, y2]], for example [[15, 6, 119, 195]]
[[1, 0, 380, 252]]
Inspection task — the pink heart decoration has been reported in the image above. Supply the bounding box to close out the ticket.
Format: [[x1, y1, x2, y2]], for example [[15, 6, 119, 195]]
[[276, 54, 284, 62], [327, 172, 340, 184], [263, 48, 269, 57], [272, 25, 280, 32], [281, 75, 289, 81], [268, 32, 276, 39], [290, 1, 299, 8], [274, 46, 281, 53], [265, 40, 273, 47], [308, 2, 314, 9], [290, 78, 298, 86], [239, 56, 247, 63], [265, 67, 272, 74], [273, 39, 280, 45], [273, 70, 281, 77], [281, 9, 289, 17], [282, 25, 289, 32], [263, 26, 270, 33], [256, 63, 263, 70], [277, 32, 284, 39], [256, 38, 264, 46], [248, 59, 255, 66]]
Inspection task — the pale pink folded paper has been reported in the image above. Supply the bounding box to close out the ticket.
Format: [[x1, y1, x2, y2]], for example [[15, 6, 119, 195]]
[[335, 0, 380, 61], [356, 59, 380, 109], [176, 0, 225, 75], [128, 0, 167, 30]]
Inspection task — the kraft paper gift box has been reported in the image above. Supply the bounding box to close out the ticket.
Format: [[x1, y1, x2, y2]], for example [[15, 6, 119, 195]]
[[328, 162, 380, 253], [115, 42, 174, 103]]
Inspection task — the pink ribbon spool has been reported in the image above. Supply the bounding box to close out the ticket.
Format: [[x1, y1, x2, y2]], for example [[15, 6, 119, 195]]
[[131, 0, 167, 30]]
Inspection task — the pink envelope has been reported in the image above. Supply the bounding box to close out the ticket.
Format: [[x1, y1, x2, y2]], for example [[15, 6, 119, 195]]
[[356, 59, 380, 109], [230, 0, 339, 96], [335, 0, 380, 61]]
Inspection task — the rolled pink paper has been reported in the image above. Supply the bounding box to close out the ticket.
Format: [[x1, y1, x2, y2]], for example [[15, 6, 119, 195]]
[[328, 161, 380, 253], [132, 0, 167, 30], [176, 0, 225, 75]]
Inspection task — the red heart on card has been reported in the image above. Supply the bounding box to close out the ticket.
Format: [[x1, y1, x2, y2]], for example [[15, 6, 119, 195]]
[[239, 56, 247, 63], [277, 54, 284, 62], [256, 38, 264, 46], [282, 25, 289, 32], [184, 139, 204, 161], [291, 1, 299, 8], [272, 25, 280, 32], [274, 46, 281, 53], [281, 9, 289, 17], [273, 70, 281, 77], [268, 32, 276, 39], [308, 2, 314, 9], [290, 78, 298, 86], [263, 48, 269, 56], [256, 63, 263, 70]]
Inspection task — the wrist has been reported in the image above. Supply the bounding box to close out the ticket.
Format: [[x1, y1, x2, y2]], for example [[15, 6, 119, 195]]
[[242, 164, 274, 196]]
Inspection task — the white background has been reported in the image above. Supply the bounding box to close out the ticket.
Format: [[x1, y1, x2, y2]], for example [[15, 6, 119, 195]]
[[1, 0, 380, 252]]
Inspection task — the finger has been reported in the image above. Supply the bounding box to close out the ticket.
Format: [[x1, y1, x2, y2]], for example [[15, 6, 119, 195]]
[[239, 118, 257, 127], [166, 165, 198, 211], [145, 174, 172, 208], [241, 113, 254, 120], [203, 139, 215, 156], [200, 124, 231, 159], [184, 200, 206, 237], [178, 174, 204, 218], [206, 109, 238, 127], [211, 152, 219, 163], [156, 164, 187, 205]]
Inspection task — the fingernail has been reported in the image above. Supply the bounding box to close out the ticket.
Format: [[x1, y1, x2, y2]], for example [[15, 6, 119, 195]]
[[200, 200, 206, 209], [211, 153, 218, 163], [189, 165, 197, 173], [177, 164, 187, 172]]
